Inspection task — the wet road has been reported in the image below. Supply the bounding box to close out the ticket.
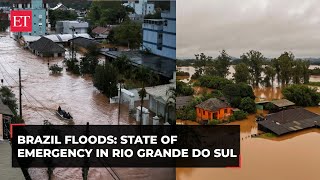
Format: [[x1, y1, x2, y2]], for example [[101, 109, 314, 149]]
[[0, 33, 175, 180]]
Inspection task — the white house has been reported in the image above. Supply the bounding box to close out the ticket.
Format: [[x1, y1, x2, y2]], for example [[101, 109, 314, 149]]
[[142, 0, 176, 59], [55, 20, 89, 34], [124, 0, 155, 15]]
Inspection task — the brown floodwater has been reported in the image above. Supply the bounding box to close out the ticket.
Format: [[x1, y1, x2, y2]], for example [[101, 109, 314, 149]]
[[176, 85, 320, 180], [0, 33, 175, 180]]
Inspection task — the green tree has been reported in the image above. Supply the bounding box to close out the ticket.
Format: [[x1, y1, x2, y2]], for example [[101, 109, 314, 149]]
[[282, 84, 320, 106], [198, 75, 233, 90], [211, 50, 231, 78], [113, 20, 142, 49], [49, 64, 63, 74], [0, 86, 18, 114], [93, 62, 119, 98], [241, 50, 265, 87], [134, 66, 157, 122], [111, 55, 132, 79], [264, 65, 276, 87], [302, 60, 310, 84], [222, 83, 255, 108], [176, 81, 194, 96], [278, 52, 294, 85], [239, 97, 256, 113], [194, 53, 213, 76], [271, 58, 281, 85], [234, 63, 250, 84], [49, 10, 78, 30]]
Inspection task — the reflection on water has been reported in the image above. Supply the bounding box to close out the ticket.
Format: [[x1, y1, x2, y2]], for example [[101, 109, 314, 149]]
[[177, 66, 320, 85], [0, 33, 175, 180]]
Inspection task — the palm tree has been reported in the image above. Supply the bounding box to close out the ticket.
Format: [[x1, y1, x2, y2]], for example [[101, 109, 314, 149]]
[[134, 66, 158, 124], [165, 87, 176, 124]]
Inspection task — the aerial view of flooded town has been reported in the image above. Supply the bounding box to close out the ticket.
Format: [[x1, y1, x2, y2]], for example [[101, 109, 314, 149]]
[[176, 0, 319, 180], [0, 0, 176, 179]]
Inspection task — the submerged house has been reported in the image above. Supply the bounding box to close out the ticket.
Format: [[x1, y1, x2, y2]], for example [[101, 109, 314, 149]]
[[0, 101, 14, 140], [258, 108, 320, 136], [29, 37, 65, 57], [195, 98, 233, 121]]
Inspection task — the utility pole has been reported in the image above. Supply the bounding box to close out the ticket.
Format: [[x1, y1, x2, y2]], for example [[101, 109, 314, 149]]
[[19, 68, 22, 119]]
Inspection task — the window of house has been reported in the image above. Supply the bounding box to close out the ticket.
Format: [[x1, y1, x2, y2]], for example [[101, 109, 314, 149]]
[[203, 111, 205, 115], [224, 109, 228, 113]]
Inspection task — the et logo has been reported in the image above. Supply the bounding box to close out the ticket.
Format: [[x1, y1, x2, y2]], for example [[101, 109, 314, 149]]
[[10, 10, 32, 32]]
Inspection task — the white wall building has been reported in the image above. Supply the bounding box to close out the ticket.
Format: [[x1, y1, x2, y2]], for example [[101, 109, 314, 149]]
[[142, 0, 176, 59], [56, 21, 89, 34], [124, 0, 155, 15]]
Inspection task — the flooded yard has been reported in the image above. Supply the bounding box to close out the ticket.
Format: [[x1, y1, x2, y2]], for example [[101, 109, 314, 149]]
[[0, 33, 175, 180], [176, 70, 320, 180]]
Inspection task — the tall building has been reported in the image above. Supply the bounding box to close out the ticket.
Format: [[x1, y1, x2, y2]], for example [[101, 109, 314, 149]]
[[124, 0, 155, 15], [12, 0, 48, 36], [55, 20, 89, 34], [142, 0, 176, 59]]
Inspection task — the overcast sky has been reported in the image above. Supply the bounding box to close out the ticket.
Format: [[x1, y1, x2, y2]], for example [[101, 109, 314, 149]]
[[177, 0, 320, 59]]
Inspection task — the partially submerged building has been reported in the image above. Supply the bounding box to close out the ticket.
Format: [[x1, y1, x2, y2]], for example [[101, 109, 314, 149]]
[[0, 101, 13, 140], [101, 50, 176, 82], [195, 98, 233, 121], [91, 26, 115, 39], [258, 108, 320, 136], [56, 20, 89, 34], [69, 36, 100, 52], [12, 0, 49, 37], [176, 96, 193, 110], [29, 37, 65, 57], [145, 83, 176, 122]]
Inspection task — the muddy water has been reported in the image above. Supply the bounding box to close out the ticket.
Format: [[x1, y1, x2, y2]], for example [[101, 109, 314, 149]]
[[177, 86, 320, 180], [0, 33, 175, 180]]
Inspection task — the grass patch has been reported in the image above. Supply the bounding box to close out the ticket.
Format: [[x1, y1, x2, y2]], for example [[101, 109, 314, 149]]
[[259, 133, 277, 138]]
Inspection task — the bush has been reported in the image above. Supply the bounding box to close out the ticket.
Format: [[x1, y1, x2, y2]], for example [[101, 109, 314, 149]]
[[232, 110, 248, 120], [198, 75, 233, 90], [239, 97, 256, 113], [93, 63, 119, 97], [177, 81, 194, 96], [208, 119, 220, 125], [49, 64, 63, 74], [222, 83, 255, 108], [65, 58, 80, 75]]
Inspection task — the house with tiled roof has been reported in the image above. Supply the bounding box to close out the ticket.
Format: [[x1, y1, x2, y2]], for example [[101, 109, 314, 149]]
[[196, 98, 233, 121]]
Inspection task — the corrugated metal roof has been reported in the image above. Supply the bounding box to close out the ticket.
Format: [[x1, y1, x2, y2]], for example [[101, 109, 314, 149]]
[[22, 34, 91, 43], [258, 108, 320, 135], [271, 99, 295, 108], [176, 96, 193, 109]]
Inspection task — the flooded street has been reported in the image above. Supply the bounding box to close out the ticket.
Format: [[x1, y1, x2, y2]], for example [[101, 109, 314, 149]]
[[0, 33, 175, 180], [176, 66, 320, 180]]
